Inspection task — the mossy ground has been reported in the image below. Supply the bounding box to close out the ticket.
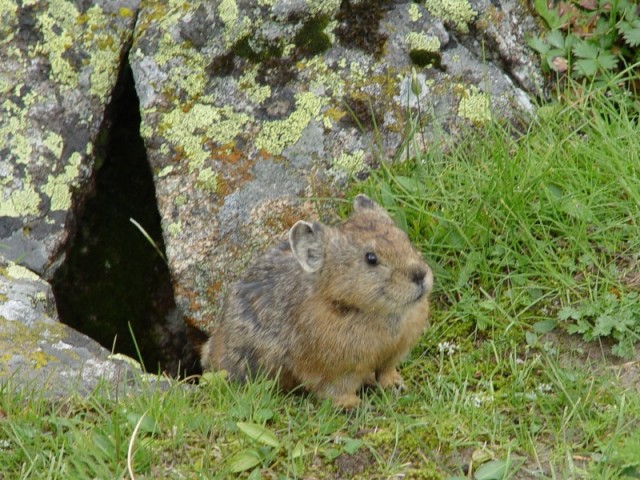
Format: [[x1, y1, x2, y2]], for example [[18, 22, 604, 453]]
[[2, 79, 640, 479]]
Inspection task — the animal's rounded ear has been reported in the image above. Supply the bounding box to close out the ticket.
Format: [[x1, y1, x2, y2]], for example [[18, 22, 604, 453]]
[[353, 194, 392, 220], [289, 220, 324, 273]]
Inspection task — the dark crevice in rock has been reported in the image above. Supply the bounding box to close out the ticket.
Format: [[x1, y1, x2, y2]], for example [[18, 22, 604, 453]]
[[51, 59, 201, 379], [335, 0, 389, 59]]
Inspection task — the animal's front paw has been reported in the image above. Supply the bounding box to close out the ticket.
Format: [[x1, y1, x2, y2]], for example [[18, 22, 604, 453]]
[[331, 393, 361, 410], [377, 368, 406, 392]]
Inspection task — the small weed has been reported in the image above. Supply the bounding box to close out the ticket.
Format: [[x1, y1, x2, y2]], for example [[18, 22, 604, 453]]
[[528, 0, 640, 86]]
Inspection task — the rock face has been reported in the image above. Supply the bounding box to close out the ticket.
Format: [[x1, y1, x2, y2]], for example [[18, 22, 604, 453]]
[[0, 0, 141, 392], [128, 0, 541, 334], [0, 260, 136, 398], [0, 0, 139, 277], [1, 0, 543, 393]]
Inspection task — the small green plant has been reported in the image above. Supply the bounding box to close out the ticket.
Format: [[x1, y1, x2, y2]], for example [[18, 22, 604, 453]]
[[559, 292, 640, 358], [528, 0, 640, 83]]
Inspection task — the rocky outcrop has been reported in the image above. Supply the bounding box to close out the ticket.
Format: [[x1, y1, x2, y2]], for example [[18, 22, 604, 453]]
[[1, 0, 142, 392], [0, 0, 139, 277], [1, 0, 543, 393], [0, 259, 138, 397]]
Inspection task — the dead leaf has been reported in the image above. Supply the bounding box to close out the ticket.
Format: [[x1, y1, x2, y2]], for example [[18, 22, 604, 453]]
[[579, 0, 597, 10]]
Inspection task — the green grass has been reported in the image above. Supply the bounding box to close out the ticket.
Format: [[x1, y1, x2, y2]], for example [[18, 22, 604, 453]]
[[2, 81, 640, 479]]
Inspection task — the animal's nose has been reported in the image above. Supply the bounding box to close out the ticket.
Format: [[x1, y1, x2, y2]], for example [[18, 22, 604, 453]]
[[411, 267, 427, 285]]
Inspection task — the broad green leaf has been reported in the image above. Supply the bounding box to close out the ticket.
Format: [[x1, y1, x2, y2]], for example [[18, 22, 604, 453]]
[[479, 300, 496, 311], [557, 306, 580, 321], [547, 30, 566, 49], [291, 441, 305, 459], [592, 314, 616, 337], [456, 251, 482, 288], [574, 58, 598, 77], [395, 175, 422, 195], [527, 36, 549, 54], [228, 449, 262, 473], [254, 408, 274, 422], [237, 422, 281, 448], [533, 319, 557, 334], [545, 182, 563, 200], [612, 339, 635, 359], [525, 331, 538, 346], [322, 447, 341, 461], [619, 19, 640, 47], [572, 40, 598, 59], [475, 459, 508, 480], [393, 208, 408, 233], [342, 438, 363, 455], [534, 0, 564, 28], [561, 197, 594, 221], [247, 468, 262, 480], [597, 52, 618, 71]]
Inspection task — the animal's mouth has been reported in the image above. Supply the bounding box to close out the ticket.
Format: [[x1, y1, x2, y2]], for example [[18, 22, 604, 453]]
[[407, 289, 425, 305], [381, 287, 427, 309]]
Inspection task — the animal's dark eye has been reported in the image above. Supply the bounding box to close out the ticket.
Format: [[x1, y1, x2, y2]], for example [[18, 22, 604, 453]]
[[365, 252, 378, 266]]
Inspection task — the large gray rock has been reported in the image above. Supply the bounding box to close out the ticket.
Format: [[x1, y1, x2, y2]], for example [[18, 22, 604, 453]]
[[129, 0, 541, 333], [0, 257, 139, 397], [0, 0, 139, 277], [0, 0, 141, 393]]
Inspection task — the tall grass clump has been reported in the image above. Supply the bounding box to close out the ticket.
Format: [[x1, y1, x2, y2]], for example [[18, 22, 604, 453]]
[[361, 78, 640, 356]]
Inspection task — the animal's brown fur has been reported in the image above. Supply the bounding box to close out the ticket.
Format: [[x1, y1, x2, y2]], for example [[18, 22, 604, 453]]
[[201, 194, 433, 408]]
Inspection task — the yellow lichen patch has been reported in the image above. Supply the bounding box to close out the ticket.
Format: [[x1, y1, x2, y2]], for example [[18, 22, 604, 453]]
[[308, 0, 341, 16], [161, 103, 250, 170], [119, 7, 134, 17], [406, 32, 441, 52], [458, 86, 491, 124], [301, 56, 345, 98], [85, 5, 120, 99], [408, 3, 422, 22], [42, 152, 82, 211], [218, 0, 252, 46], [0, 182, 40, 217], [22, 1, 132, 100], [425, 0, 476, 32], [32, 349, 53, 369], [168, 221, 182, 236], [331, 150, 365, 175], [238, 66, 272, 104], [0, 0, 18, 40], [158, 165, 174, 178], [5, 262, 41, 282], [154, 31, 207, 100], [255, 91, 324, 156], [322, 106, 346, 129], [196, 167, 219, 193], [29, 0, 79, 87], [218, 0, 238, 25], [44, 131, 64, 159]]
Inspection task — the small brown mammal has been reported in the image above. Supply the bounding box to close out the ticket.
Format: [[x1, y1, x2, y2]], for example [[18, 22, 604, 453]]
[[201, 194, 433, 408]]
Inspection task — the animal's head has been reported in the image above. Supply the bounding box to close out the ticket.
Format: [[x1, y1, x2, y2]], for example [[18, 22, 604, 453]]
[[289, 194, 433, 315]]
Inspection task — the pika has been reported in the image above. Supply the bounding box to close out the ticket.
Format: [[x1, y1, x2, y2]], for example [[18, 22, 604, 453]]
[[201, 194, 433, 408]]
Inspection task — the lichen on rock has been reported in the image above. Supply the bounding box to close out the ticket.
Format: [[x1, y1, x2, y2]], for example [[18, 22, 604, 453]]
[[0, 0, 140, 275], [0, 257, 140, 397], [424, 0, 476, 33]]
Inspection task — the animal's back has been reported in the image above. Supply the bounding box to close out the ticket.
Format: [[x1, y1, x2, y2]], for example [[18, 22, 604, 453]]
[[201, 239, 312, 386]]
